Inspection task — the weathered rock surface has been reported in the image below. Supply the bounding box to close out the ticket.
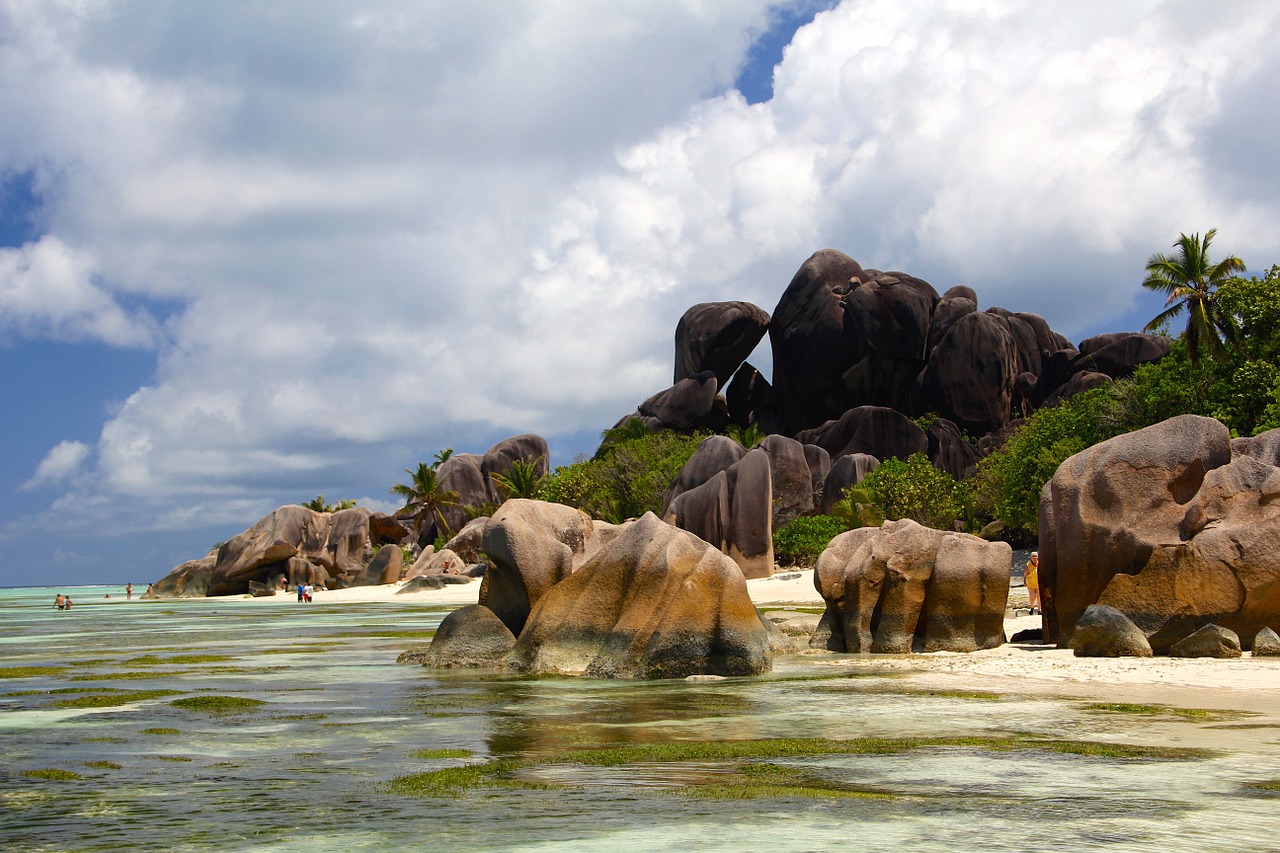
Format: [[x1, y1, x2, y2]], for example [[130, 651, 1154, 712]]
[[796, 406, 928, 463], [400, 604, 515, 667], [674, 301, 770, 388], [911, 311, 1017, 437], [356, 544, 402, 586], [1041, 415, 1280, 653], [505, 513, 772, 678], [443, 517, 489, 565], [1068, 605, 1153, 657], [820, 453, 879, 515], [154, 556, 217, 597], [1253, 627, 1280, 656], [435, 453, 488, 536], [479, 499, 604, 636], [759, 434, 817, 529], [663, 447, 774, 578], [662, 435, 746, 512], [205, 505, 334, 596], [1169, 624, 1242, 658], [813, 519, 1010, 653], [368, 513, 413, 546], [481, 434, 550, 503]]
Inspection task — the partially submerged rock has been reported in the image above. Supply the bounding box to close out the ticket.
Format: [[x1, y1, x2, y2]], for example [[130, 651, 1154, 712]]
[[400, 604, 515, 668], [505, 513, 772, 678]]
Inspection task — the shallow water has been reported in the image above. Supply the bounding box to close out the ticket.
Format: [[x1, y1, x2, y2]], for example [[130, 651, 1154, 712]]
[[2, 586, 1279, 851]]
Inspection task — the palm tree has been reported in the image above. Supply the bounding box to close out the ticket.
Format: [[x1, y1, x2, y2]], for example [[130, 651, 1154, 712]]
[[490, 457, 547, 501], [1142, 229, 1245, 363], [391, 462, 460, 540]]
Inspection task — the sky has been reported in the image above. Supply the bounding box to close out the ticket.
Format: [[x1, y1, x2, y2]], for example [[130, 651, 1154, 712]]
[[3, 0, 1280, 588]]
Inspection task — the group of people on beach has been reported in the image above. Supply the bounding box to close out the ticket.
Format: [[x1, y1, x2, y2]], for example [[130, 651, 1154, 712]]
[[297, 583, 314, 603], [53, 593, 73, 610]]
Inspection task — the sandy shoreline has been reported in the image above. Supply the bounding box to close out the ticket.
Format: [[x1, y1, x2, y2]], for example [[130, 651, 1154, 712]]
[[192, 570, 1280, 713]]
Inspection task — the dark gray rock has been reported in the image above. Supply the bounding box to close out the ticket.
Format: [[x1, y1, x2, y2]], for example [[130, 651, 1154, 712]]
[[1169, 624, 1242, 658], [820, 453, 879, 515], [674, 301, 770, 388], [1253, 627, 1280, 656], [400, 604, 516, 668], [759, 434, 816, 529], [482, 434, 550, 504], [796, 405, 928, 462], [636, 371, 721, 432]]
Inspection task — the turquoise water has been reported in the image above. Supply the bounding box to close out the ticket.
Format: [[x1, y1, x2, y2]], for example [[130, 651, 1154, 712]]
[[2, 586, 1279, 851]]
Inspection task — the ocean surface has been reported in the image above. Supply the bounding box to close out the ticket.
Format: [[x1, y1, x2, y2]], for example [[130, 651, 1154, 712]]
[[2, 585, 1279, 852]]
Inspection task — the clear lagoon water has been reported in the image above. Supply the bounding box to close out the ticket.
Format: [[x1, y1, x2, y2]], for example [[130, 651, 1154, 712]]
[[3, 585, 1279, 851]]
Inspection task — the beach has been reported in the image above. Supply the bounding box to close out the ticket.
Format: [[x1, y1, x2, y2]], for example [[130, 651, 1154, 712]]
[[197, 569, 1280, 714]]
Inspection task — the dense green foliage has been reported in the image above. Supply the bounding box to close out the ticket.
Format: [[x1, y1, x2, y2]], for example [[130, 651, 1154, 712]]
[[490, 457, 548, 500], [391, 460, 460, 539], [859, 453, 972, 530], [538, 430, 707, 522], [299, 496, 357, 512], [773, 515, 849, 566]]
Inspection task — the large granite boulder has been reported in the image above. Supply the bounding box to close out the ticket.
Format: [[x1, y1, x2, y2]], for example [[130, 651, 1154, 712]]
[[479, 499, 604, 635], [324, 507, 372, 578], [813, 519, 1010, 653], [1075, 332, 1171, 380], [759, 434, 817, 529], [152, 555, 217, 598], [840, 272, 940, 413], [368, 512, 413, 546], [481, 434, 550, 504], [911, 311, 1018, 437], [662, 435, 746, 512], [356, 545, 402, 586], [795, 405, 928, 463], [443, 516, 489, 565], [820, 453, 880, 515], [927, 417, 980, 479], [435, 453, 488, 535], [1068, 604, 1153, 657], [1041, 415, 1280, 652], [725, 362, 785, 433], [505, 513, 773, 678], [674, 301, 770, 388], [769, 249, 870, 432], [663, 447, 774, 578], [1253, 627, 1280, 656], [401, 604, 516, 668], [205, 505, 332, 596]]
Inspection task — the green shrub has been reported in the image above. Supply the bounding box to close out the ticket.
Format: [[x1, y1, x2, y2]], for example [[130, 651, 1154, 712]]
[[773, 516, 849, 566], [859, 453, 972, 531]]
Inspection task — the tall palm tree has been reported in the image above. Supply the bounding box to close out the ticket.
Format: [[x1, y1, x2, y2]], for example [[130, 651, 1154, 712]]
[[1142, 229, 1245, 363], [391, 462, 460, 540], [490, 457, 547, 501]]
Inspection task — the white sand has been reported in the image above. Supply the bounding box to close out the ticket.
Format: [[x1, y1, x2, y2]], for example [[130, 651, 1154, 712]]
[[203, 569, 1280, 712]]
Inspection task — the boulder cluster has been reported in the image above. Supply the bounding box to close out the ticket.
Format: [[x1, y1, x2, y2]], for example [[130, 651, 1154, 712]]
[[407, 501, 774, 679], [1041, 414, 1280, 657], [617, 249, 1169, 479]]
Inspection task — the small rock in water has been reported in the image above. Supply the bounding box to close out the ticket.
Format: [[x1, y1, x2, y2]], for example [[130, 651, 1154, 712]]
[[685, 675, 727, 682]]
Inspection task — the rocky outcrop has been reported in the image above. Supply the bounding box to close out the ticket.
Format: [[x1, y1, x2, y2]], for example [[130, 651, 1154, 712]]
[[663, 447, 774, 578], [813, 519, 1010, 653], [1068, 605, 1153, 657], [152, 555, 217, 598], [479, 499, 604, 636], [1041, 415, 1280, 653], [758, 434, 817, 529], [505, 513, 772, 678], [205, 505, 332, 596], [796, 406, 928, 463], [663, 435, 746, 511], [910, 311, 1017, 437], [674, 301, 770, 388], [399, 604, 516, 668], [368, 513, 413, 546], [435, 453, 488, 535], [443, 517, 489, 565]]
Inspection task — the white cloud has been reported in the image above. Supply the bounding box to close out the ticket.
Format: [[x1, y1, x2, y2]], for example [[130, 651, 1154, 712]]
[[5, 0, 1280, 552], [23, 440, 91, 490], [0, 236, 157, 346]]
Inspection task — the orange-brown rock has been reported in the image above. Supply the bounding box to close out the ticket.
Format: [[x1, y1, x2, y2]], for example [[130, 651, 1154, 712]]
[[506, 513, 772, 678], [814, 519, 1010, 653], [1040, 415, 1280, 652], [479, 499, 607, 635]]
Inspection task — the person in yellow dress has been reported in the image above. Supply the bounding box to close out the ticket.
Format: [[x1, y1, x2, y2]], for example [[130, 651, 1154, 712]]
[[1025, 551, 1040, 615]]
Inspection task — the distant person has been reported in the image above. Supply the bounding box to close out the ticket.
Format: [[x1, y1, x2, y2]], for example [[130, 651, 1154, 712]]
[[64, 596, 73, 610], [1025, 551, 1041, 615], [303, 584, 313, 603], [54, 593, 65, 610], [126, 583, 133, 600], [297, 583, 305, 603]]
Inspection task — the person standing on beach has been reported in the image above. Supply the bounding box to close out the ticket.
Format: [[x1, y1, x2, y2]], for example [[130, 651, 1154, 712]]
[[54, 593, 65, 610], [297, 583, 305, 603], [1025, 552, 1041, 615], [126, 583, 133, 601]]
